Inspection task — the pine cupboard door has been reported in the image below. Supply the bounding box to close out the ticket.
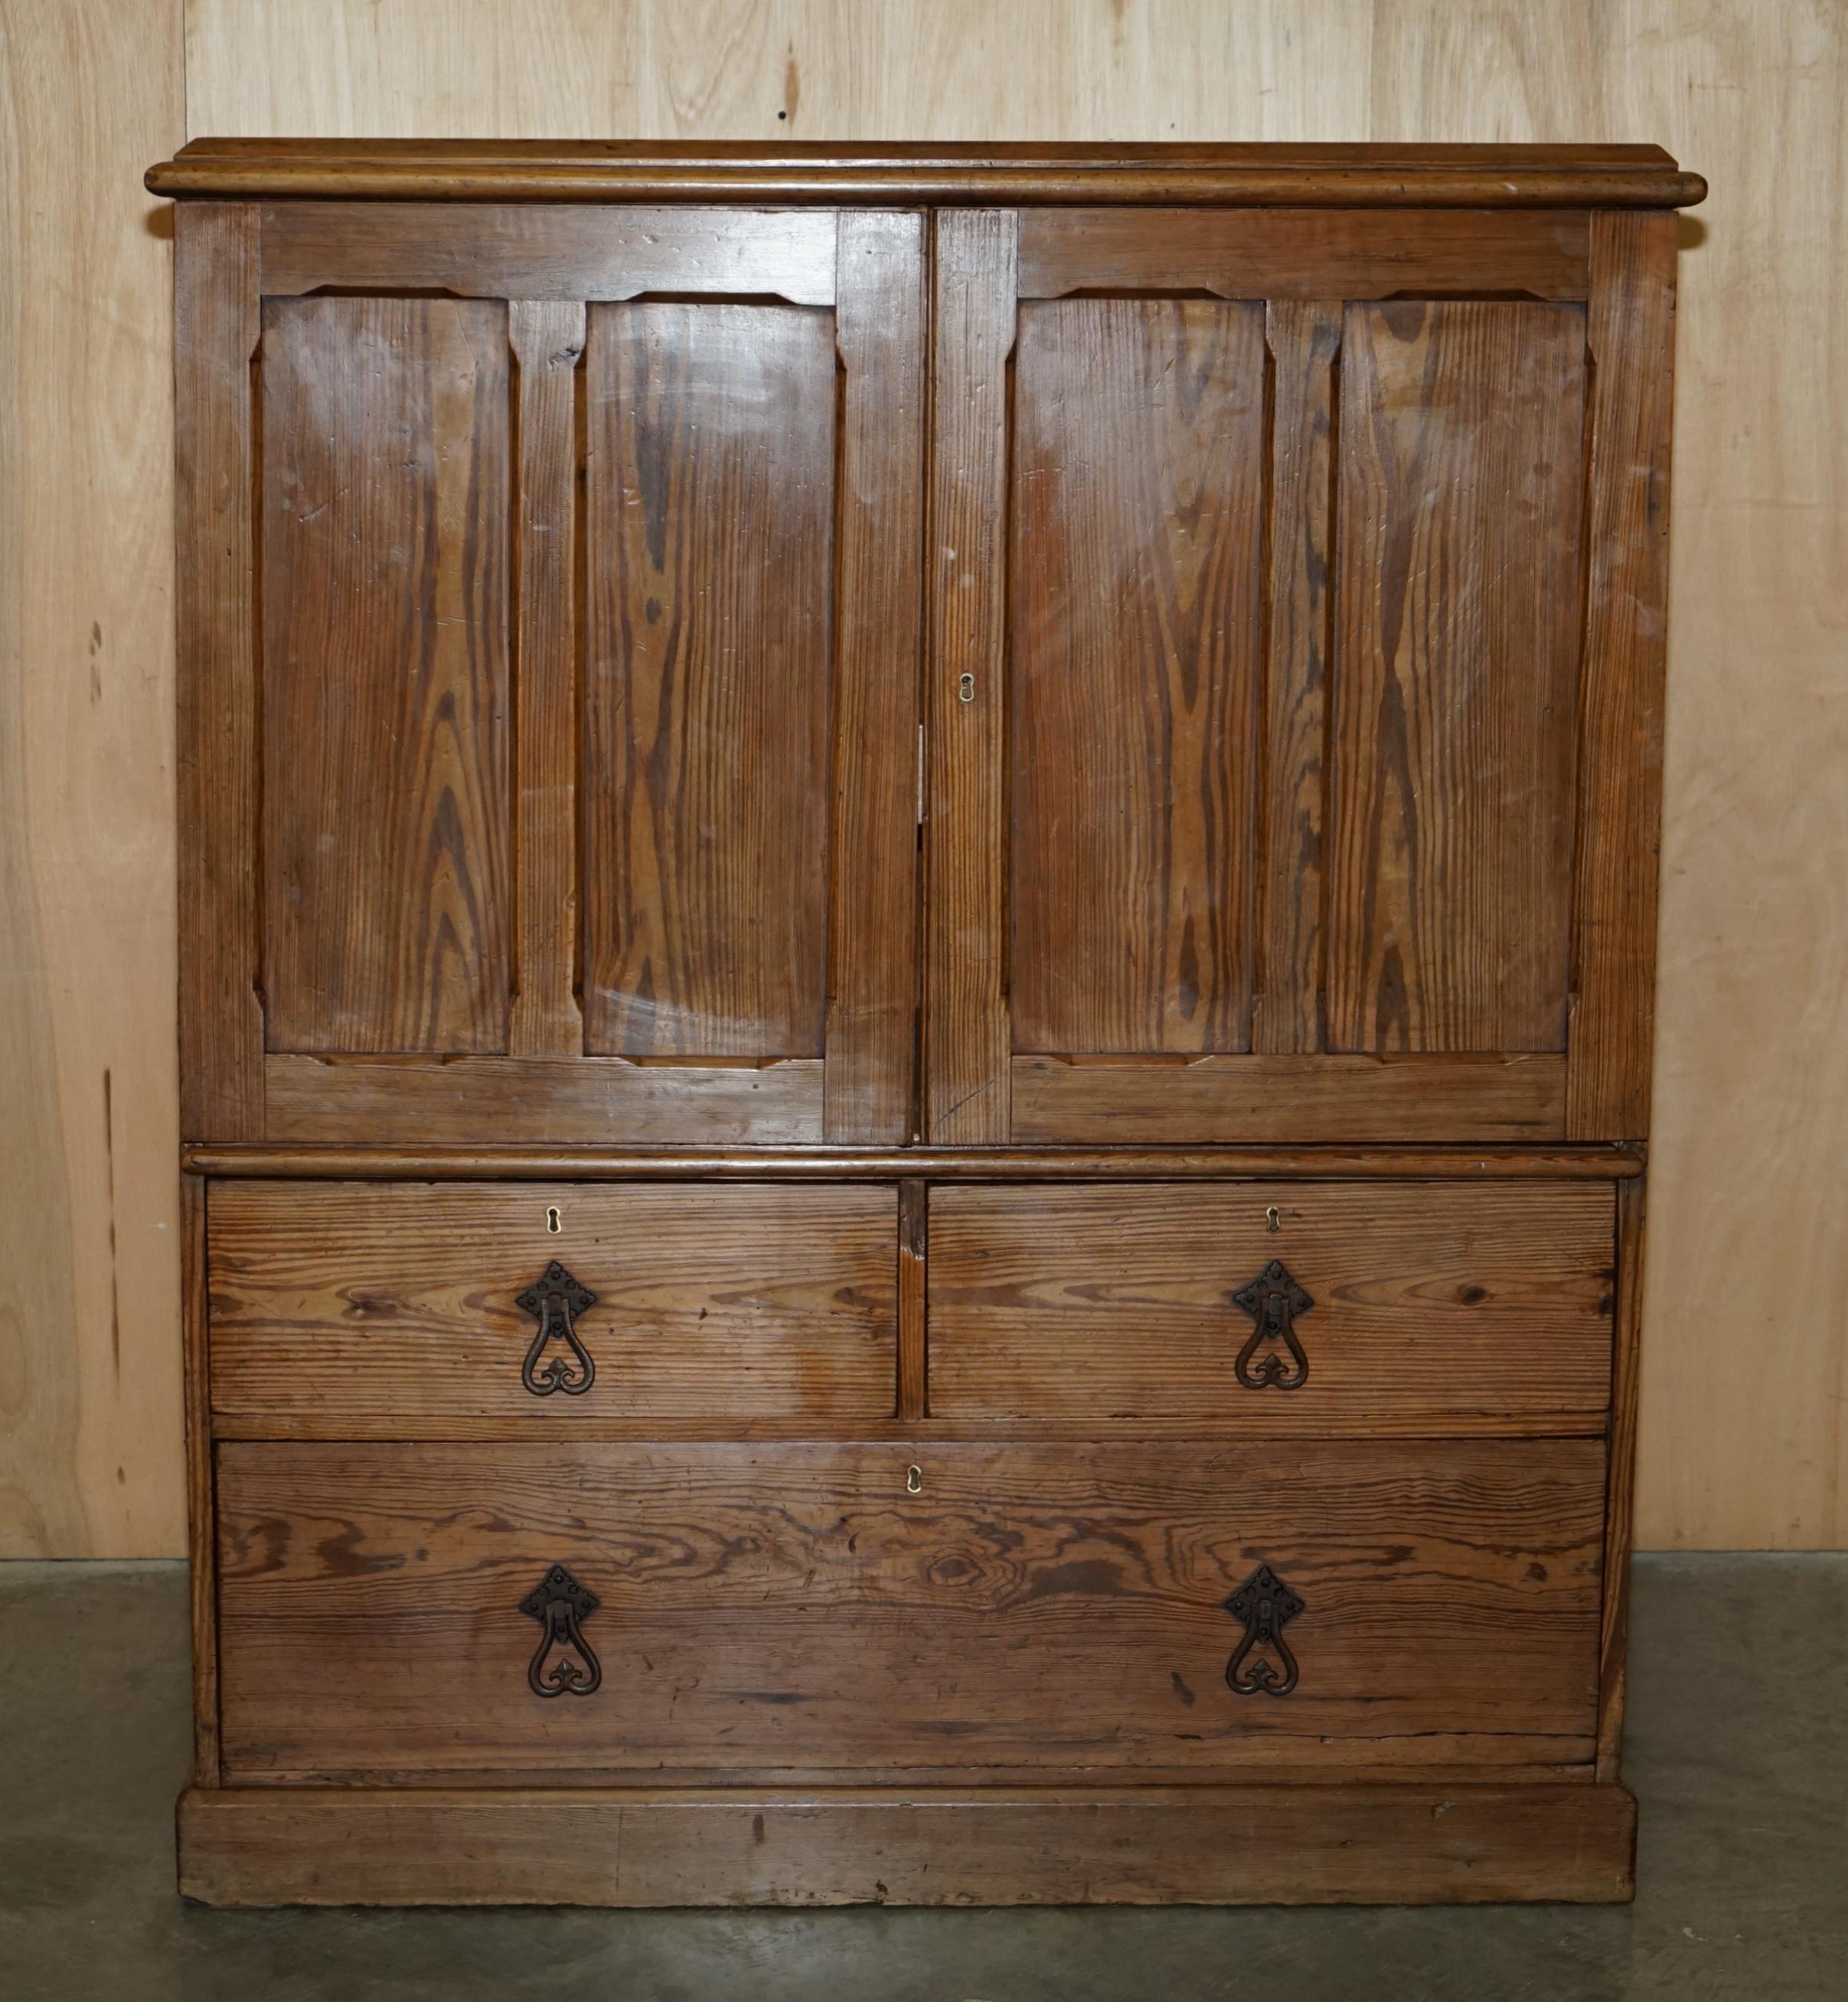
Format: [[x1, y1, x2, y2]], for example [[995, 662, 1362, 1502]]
[[926, 208, 1676, 1145], [176, 202, 924, 1146]]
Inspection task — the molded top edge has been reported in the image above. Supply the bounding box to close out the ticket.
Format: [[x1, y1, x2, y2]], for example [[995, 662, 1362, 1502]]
[[146, 139, 1706, 208]]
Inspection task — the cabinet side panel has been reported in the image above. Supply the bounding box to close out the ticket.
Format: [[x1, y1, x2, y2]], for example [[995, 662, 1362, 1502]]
[[1011, 299, 1265, 1055], [182, 1174, 218, 1782], [175, 203, 263, 1136], [260, 295, 512, 1055], [1569, 213, 1677, 1140], [1327, 301, 1585, 1056], [1598, 1173, 1647, 1778], [583, 302, 833, 1060]]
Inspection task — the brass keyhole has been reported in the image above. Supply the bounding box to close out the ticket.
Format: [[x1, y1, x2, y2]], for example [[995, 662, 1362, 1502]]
[[906, 1465, 922, 1494], [546, 1206, 563, 1235], [958, 673, 975, 704], [1265, 1205, 1282, 1234]]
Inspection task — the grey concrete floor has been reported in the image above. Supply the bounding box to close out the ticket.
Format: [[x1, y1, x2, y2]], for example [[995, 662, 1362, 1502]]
[[1, 1556, 1843, 2000]]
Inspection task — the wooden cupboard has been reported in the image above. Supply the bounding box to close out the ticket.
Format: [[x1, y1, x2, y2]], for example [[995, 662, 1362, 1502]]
[[150, 139, 1702, 1906]]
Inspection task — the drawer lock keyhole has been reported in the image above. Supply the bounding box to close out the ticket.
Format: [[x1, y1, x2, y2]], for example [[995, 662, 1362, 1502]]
[[906, 1465, 922, 1495], [545, 1205, 562, 1234]]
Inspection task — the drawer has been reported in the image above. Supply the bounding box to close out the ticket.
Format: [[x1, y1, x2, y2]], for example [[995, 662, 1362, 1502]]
[[207, 1182, 898, 1431], [929, 1182, 1615, 1429], [215, 1438, 1603, 1778]]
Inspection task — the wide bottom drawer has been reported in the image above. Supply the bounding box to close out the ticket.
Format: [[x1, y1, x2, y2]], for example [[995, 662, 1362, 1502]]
[[217, 1438, 1605, 1779]]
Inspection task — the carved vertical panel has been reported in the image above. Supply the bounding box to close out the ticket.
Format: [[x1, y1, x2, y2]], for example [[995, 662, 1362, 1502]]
[[1009, 297, 1265, 1057], [260, 295, 512, 1056], [581, 302, 834, 1060], [1327, 301, 1585, 1056]]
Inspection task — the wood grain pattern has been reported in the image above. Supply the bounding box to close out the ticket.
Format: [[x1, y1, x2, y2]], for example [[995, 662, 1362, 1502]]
[[185, 1143, 1642, 1182], [1598, 1173, 1644, 1780], [1254, 300, 1341, 1054], [8, 2, 1836, 1586], [263, 1053, 823, 1145], [825, 211, 924, 1141], [1619, 8, 1848, 1548], [1327, 300, 1585, 1058], [149, 136, 1700, 210], [1010, 298, 1264, 1057], [1019, 206, 1590, 301], [181, 1173, 218, 1781], [896, 1178, 926, 1419], [177, 1780, 1638, 1906], [508, 299, 586, 1057], [260, 294, 512, 1055], [1568, 212, 1677, 1141], [1011, 1053, 1565, 1143], [583, 301, 832, 1060], [207, 1181, 896, 1431], [930, 1181, 1614, 1429], [260, 201, 837, 302], [214, 1438, 1605, 1775], [174, 203, 264, 1138], [924, 208, 1016, 1141], [0, 0, 186, 1559]]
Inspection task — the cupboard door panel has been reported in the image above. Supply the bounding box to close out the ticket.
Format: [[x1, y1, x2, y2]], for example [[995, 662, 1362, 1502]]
[[583, 302, 833, 1061], [260, 295, 511, 1055], [1011, 299, 1265, 1055], [1327, 302, 1585, 1056]]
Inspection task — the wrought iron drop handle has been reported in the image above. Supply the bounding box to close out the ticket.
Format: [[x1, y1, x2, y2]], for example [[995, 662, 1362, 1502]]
[[1230, 1259, 1313, 1391], [1223, 1563, 1304, 1697], [516, 1260, 597, 1397], [520, 1563, 602, 1697]]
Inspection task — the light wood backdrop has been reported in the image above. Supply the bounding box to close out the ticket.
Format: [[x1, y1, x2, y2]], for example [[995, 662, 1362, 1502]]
[[2, 1, 1842, 1554]]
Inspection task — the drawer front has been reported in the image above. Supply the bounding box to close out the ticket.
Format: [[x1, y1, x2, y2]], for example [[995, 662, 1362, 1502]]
[[207, 1182, 898, 1430], [216, 1439, 1603, 1778], [929, 1183, 1614, 1428]]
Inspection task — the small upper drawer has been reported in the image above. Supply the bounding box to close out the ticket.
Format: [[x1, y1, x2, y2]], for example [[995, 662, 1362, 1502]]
[[207, 1182, 897, 1432], [929, 1182, 1615, 1429]]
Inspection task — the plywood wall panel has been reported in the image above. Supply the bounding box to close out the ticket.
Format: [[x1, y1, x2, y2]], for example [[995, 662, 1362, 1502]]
[[1364, 0, 1848, 1550], [0, 1, 1838, 1548], [0, 0, 186, 1556]]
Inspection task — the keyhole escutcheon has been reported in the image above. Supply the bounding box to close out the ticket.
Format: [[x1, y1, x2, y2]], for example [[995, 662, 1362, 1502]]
[[546, 1206, 562, 1234]]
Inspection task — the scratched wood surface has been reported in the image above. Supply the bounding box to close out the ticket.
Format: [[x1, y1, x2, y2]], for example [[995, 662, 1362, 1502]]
[[207, 1181, 898, 1430], [176, 1780, 1637, 1907], [1010, 298, 1265, 1057], [825, 210, 926, 1143], [1326, 300, 1585, 1057], [215, 1437, 1605, 1776], [260, 295, 512, 1055], [924, 207, 1016, 1142], [583, 299, 833, 1060], [929, 1181, 1615, 1429], [1254, 299, 1341, 1054], [508, 299, 586, 1057]]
